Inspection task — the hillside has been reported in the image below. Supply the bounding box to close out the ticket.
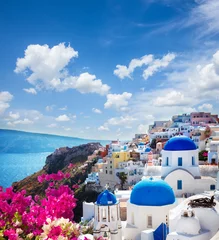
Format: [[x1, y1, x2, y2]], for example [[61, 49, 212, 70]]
[[12, 142, 103, 222]]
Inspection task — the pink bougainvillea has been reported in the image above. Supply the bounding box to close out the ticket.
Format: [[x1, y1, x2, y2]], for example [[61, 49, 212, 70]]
[[0, 171, 88, 239]]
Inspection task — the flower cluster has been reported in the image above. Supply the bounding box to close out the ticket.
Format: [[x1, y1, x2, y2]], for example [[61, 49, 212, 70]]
[[0, 164, 90, 240]]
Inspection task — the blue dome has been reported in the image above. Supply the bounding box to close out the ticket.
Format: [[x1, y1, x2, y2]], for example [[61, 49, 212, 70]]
[[138, 142, 145, 145], [164, 136, 197, 151], [96, 190, 117, 205], [145, 147, 151, 153], [130, 178, 175, 206]]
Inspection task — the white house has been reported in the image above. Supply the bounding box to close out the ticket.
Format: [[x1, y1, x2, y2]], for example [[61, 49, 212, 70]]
[[115, 160, 145, 185], [161, 136, 216, 197], [167, 194, 219, 240]]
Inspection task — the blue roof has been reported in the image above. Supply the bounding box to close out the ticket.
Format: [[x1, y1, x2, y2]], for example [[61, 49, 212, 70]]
[[138, 142, 145, 145], [145, 147, 151, 152], [96, 190, 117, 205], [130, 178, 175, 206], [164, 136, 197, 151]]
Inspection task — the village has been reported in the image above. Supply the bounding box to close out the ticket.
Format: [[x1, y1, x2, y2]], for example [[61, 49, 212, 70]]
[[81, 111, 219, 240]]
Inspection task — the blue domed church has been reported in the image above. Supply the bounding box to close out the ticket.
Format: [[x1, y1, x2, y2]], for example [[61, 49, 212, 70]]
[[161, 136, 216, 197], [124, 177, 177, 240]]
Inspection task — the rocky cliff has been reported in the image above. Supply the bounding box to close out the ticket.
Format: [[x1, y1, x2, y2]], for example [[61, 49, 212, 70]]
[[46, 142, 102, 173], [12, 142, 103, 221]]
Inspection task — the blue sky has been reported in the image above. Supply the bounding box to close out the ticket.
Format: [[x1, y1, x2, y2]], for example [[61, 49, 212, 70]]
[[1, 0, 219, 140]]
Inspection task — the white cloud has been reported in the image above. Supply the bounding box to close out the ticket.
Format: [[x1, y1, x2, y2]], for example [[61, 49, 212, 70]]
[[85, 126, 90, 130], [107, 116, 137, 126], [13, 118, 33, 125], [47, 123, 57, 128], [45, 105, 55, 112], [143, 53, 176, 80], [59, 106, 67, 111], [8, 111, 20, 120], [98, 125, 109, 131], [15, 43, 110, 96], [190, 51, 219, 93], [0, 91, 13, 114], [62, 127, 72, 131], [23, 88, 37, 95], [55, 114, 70, 122], [114, 53, 175, 80], [62, 73, 110, 95], [186, 0, 219, 38], [15, 43, 78, 87], [92, 108, 102, 114], [104, 92, 132, 110], [153, 90, 189, 107], [114, 54, 153, 79], [198, 103, 213, 112], [71, 114, 77, 119]]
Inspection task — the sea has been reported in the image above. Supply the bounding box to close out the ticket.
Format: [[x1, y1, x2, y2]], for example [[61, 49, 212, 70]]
[[0, 129, 109, 188]]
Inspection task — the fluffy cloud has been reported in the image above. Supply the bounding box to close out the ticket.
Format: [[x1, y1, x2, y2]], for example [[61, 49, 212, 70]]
[[8, 111, 20, 120], [114, 55, 153, 79], [59, 106, 67, 111], [47, 123, 57, 128], [8, 118, 33, 126], [114, 53, 175, 80], [143, 53, 176, 80], [98, 125, 109, 131], [92, 108, 102, 114], [61, 73, 110, 95], [15, 43, 78, 86], [23, 88, 37, 95], [190, 51, 219, 93], [106, 116, 137, 126], [198, 103, 213, 112], [46, 105, 55, 112], [104, 92, 132, 110], [153, 90, 189, 107], [55, 114, 70, 122], [15, 43, 110, 95], [0, 91, 13, 114]]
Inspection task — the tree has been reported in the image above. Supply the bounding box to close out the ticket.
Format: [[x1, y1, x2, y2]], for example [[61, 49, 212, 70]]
[[150, 138, 157, 149], [118, 172, 128, 190]]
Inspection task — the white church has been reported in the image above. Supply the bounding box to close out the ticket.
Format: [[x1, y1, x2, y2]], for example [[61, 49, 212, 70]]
[[82, 136, 219, 240], [161, 136, 217, 196]]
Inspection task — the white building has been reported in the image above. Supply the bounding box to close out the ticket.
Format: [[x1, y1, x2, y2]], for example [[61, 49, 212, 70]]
[[124, 177, 177, 240], [93, 189, 122, 240], [115, 160, 144, 185], [208, 139, 219, 165], [161, 136, 216, 197], [85, 172, 100, 184], [167, 194, 219, 240]]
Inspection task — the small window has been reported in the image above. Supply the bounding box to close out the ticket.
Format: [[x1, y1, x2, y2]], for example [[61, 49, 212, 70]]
[[147, 215, 152, 228], [177, 180, 182, 190], [166, 157, 169, 166], [110, 161, 112, 163], [131, 212, 134, 225], [178, 157, 182, 166], [109, 171, 112, 174], [106, 170, 108, 174], [192, 156, 195, 166], [110, 166, 112, 168], [210, 185, 215, 190]]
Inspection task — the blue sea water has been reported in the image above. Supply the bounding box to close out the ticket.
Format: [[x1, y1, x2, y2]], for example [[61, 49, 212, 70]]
[[0, 129, 109, 188]]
